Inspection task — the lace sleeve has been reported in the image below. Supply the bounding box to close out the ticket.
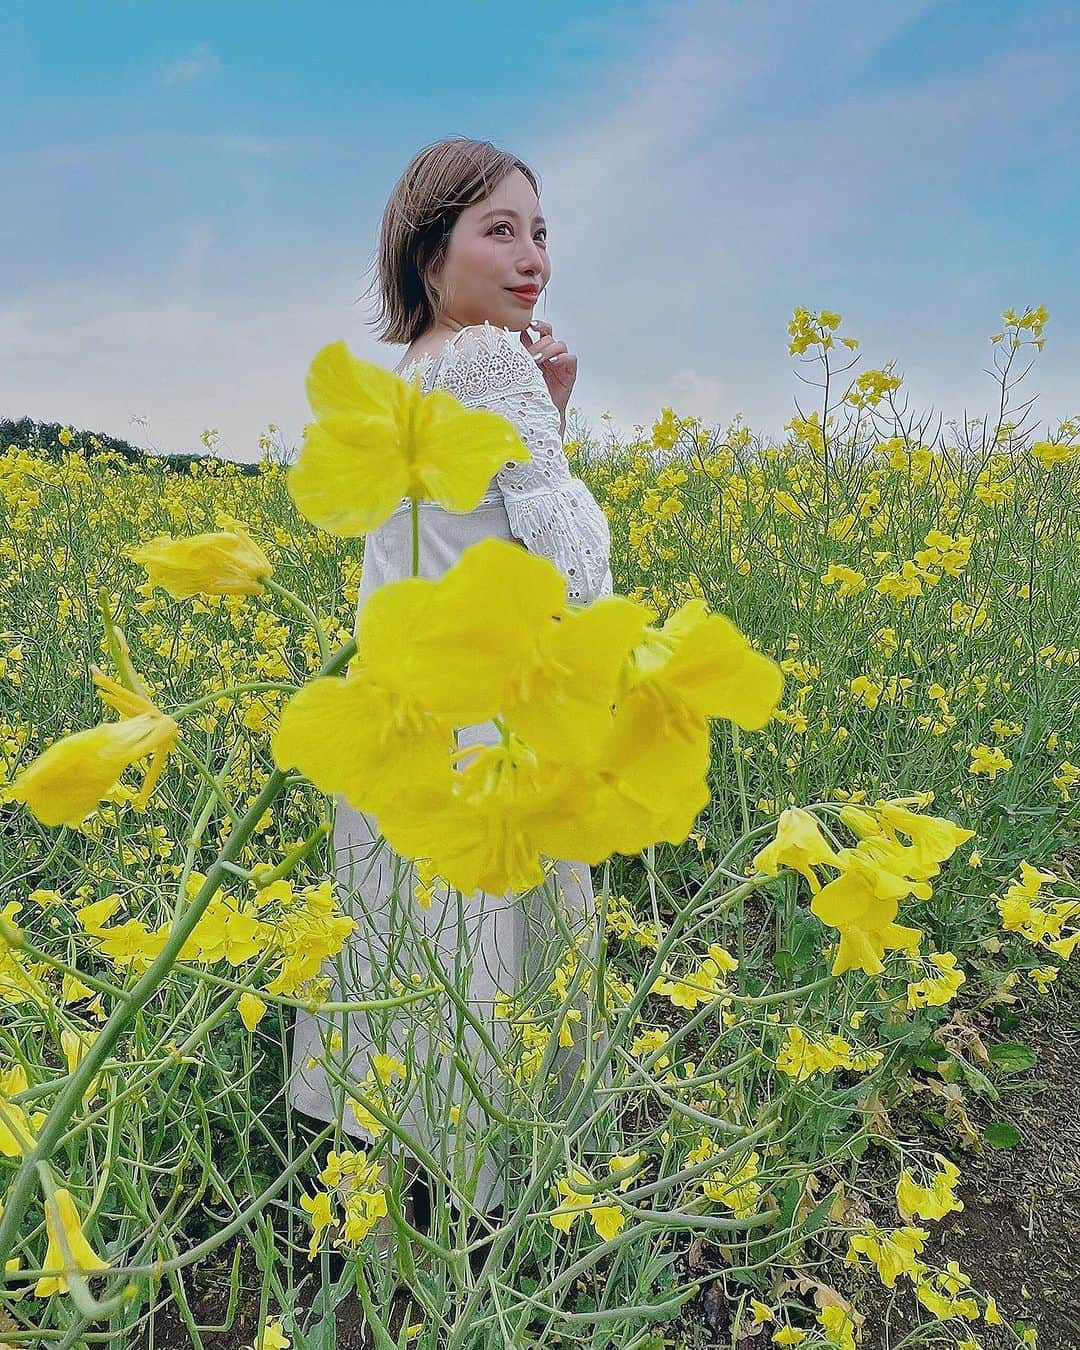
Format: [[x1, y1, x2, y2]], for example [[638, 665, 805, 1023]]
[[429, 322, 613, 605]]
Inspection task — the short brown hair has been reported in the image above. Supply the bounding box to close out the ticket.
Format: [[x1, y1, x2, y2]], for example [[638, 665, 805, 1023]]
[[364, 137, 542, 346]]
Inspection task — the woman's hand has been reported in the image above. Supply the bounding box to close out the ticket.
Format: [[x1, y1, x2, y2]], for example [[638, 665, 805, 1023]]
[[521, 319, 577, 428]]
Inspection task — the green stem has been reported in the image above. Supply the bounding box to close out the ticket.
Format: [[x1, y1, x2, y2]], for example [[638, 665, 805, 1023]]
[[261, 576, 330, 664], [172, 681, 298, 719]]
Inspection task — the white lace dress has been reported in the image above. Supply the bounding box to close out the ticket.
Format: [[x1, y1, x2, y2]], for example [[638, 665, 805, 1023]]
[[287, 322, 616, 1214]]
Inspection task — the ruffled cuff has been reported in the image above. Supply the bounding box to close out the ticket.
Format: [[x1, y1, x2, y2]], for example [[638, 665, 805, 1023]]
[[501, 478, 613, 606]]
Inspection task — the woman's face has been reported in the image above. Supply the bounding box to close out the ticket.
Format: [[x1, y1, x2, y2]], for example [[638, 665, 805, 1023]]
[[430, 168, 550, 332]]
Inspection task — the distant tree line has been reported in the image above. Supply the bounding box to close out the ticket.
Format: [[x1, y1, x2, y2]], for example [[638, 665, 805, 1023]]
[[0, 417, 264, 477]]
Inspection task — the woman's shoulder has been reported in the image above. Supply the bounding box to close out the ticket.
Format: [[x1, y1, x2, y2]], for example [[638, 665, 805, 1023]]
[[395, 322, 525, 379]]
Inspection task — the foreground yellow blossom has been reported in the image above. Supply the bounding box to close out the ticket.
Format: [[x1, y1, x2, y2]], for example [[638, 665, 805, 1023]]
[[249, 1319, 291, 1350], [288, 339, 531, 535], [4, 712, 179, 828], [3, 661, 180, 827], [751, 807, 841, 894], [274, 537, 783, 896], [810, 855, 924, 976]]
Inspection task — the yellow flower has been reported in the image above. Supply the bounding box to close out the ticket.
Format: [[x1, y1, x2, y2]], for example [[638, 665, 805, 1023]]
[[845, 1224, 928, 1287], [4, 711, 179, 828], [126, 527, 273, 598], [33, 1188, 109, 1297], [237, 991, 267, 1031], [751, 806, 842, 895], [872, 799, 977, 867], [896, 1154, 963, 1222], [703, 1151, 761, 1218], [370, 1053, 407, 1085], [251, 1319, 291, 1350], [772, 1328, 807, 1345], [608, 1152, 644, 1191], [288, 338, 531, 536], [59, 1028, 105, 1103], [914, 1259, 979, 1320], [0, 1063, 46, 1158], [811, 856, 923, 976], [617, 597, 784, 736], [749, 1298, 775, 1324], [548, 1168, 626, 1241], [817, 1306, 858, 1350], [906, 952, 966, 1010], [299, 1190, 335, 1260]]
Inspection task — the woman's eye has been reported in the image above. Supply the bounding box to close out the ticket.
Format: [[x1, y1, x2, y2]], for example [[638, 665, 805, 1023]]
[[494, 223, 547, 241]]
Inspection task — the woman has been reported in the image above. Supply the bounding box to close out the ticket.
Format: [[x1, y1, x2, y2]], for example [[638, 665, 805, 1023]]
[[288, 137, 615, 1260]]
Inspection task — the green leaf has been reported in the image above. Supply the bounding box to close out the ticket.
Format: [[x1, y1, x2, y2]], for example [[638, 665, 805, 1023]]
[[773, 948, 794, 982], [984, 1121, 1021, 1149], [987, 1042, 1037, 1074], [955, 1056, 1000, 1101], [912, 1047, 949, 1073], [879, 1018, 933, 1046]]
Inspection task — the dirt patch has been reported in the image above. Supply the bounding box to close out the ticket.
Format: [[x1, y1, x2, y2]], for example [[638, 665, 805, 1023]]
[[129, 1242, 427, 1350]]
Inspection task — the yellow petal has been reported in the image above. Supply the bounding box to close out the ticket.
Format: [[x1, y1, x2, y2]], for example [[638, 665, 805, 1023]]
[[127, 530, 273, 599], [6, 714, 178, 829], [288, 342, 528, 536]]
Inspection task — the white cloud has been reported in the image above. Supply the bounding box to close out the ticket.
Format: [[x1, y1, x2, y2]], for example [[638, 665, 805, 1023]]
[[160, 43, 221, 87]]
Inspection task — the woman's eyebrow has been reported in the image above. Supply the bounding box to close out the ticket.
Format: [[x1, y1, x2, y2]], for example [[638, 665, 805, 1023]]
[[488, 207, 547, 226]]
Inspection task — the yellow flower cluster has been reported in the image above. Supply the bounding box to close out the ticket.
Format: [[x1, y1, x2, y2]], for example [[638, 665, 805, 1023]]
[[348, 1054, 408, 1138], [751, 800, 975, 978], [896, 1153, 963, 1222], [272, 537, 783, 898], [72, 875, 355, 998], [548, 1152, 643, 1241], [696, 1145, 762, 1218], [905, 951, 966, 1010], [604, 894, 662, 949], [843, 1151, 1001, 1328], [653, 943, 738, 1010], [996, 861, 1080, 958], [774, 1025, 884, 1081], [298, 1146, 391, 1259]]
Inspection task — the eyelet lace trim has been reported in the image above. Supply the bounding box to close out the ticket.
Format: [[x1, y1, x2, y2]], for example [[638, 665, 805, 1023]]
[[390, 322, 613, 604]]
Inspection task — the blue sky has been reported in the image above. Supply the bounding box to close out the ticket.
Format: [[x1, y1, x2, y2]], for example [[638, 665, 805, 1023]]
[[3, 0, 1078, 461]]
